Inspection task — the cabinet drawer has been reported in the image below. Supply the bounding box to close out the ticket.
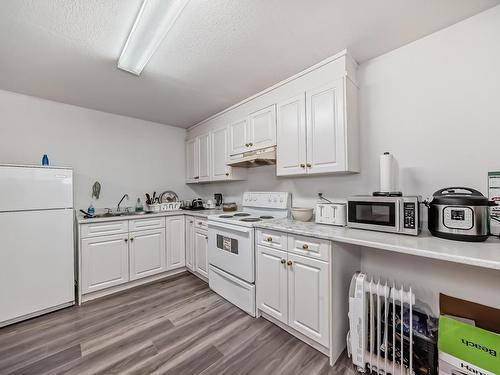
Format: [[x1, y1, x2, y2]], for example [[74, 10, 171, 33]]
[[256, 229, 287, 251], [287, 234, 330, 262], [129, 216, 165, 231], [80, 220, 128, 238], [195, 218, 208, 231]]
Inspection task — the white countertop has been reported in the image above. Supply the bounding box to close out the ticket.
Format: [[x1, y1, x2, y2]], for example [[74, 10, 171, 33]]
[[77, 209, 222, 224], [254, 219, 500, 271]]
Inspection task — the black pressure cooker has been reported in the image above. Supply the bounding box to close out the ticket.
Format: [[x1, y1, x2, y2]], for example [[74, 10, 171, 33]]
[[427, 187, 496, 242]]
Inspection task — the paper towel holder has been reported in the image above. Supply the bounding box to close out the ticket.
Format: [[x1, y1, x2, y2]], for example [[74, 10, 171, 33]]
[[373, 152, 402, 197]]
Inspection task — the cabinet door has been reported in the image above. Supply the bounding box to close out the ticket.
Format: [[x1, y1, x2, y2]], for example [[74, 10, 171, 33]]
[[276, 95, 307, 176], [186, 138, 199, 183], [256, 246, 288, 324], [194, 231, 209, 278], [229, 118, 249, 155], [249, 105, 276, 151], [129, 229, 166, 281], [211, 127, 231, 180], [198, 133, 211, 182], [166, 216, 186, 270], [81, 234, 129, 294], [287, 253, 329, 347], [185, 217, 195, 271], [306, 79, 346, 174]]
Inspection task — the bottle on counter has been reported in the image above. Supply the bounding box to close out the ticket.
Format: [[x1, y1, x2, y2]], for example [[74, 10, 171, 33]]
[[135, 198, 144, 212], [87, 202, 95, 216], [41, 154, 49, 166]]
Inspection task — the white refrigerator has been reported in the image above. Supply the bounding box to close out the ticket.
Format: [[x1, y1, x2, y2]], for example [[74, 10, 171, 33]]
[[0, 164, 75, 327]]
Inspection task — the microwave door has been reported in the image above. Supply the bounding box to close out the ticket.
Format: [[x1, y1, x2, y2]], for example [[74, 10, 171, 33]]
[[348, 200, 399, 232]]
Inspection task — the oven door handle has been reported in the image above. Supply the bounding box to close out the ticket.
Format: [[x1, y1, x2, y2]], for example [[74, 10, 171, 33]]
[[208, 221, 253, 234]]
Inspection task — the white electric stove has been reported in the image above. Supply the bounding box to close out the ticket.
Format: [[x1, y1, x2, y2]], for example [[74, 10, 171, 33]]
[[207, 192, 291, 316]]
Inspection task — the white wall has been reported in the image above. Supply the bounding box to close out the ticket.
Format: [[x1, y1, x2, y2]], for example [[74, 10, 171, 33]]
[[190, 6, 500, 312], [0, 90, 197, 211], [192, 5, 500, 208]]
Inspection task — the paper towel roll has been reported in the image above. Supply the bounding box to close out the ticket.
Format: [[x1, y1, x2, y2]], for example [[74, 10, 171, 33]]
[[380, 152, 395, 192]]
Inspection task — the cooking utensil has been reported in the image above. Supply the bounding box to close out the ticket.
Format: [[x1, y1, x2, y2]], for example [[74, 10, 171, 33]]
[[145, 193, 152, 205], [426, 187, 496, 242], [92, 181, 101, 200]]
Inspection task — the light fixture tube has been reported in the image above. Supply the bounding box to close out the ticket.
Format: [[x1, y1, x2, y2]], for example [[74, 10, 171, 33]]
[[118, 0, 190, 75]]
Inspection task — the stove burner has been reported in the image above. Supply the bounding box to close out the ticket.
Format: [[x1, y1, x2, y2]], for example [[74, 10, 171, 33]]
[[260, 216, 274, 219], [233, 213, 251, 217], [240, 218, 261, 222], [219, 215, 234, 218]]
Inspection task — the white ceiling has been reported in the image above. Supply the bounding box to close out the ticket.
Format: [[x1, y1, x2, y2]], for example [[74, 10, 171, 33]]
[[1, 0, 499, 128]]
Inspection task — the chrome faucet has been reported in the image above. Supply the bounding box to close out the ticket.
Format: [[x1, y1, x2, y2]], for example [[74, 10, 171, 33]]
[[117, 194, 129, 212]]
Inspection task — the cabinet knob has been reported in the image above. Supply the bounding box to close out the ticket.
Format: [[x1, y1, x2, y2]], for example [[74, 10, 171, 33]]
[[266, 237, 273, 242], [194, 176, 199, 180], [190, 221, 193, 224], [302, 244, 309, 250], [130, 238, 134, 242], [245, 143, 249, 147], [280, 259, 286, 264], [205, 236, 208, 240], [306, 163, 311, 168], [287, 260, 293, 266], [249, 142, 253, 147], [124, 238, 128, 243], [225, 173, 229, 176], [300, 163, 305, 168]]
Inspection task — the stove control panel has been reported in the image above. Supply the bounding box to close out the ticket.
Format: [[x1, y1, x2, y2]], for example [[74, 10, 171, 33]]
[[242, 192, 290, 209]]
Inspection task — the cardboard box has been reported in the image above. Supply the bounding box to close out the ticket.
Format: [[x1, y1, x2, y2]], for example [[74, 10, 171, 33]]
[[489, 171, 500, 236], [438, 295, 500, 375]]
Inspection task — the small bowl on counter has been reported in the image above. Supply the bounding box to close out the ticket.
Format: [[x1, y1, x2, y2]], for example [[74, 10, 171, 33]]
[[222, 202, 238, 212], [291, 207, 314, 222]]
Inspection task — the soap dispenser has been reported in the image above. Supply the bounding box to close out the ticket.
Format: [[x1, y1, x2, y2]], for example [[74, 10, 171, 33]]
[[135, 198, 144, 212]]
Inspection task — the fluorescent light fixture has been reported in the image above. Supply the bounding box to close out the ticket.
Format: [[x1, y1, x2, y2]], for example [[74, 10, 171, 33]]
[[118, 0, 190, 75]]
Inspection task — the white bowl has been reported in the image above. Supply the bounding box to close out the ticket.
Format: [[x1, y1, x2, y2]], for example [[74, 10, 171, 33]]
[[291, 207, 313, 222]]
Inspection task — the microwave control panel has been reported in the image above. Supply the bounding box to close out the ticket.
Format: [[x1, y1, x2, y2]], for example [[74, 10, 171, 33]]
[[403, 202, 416, 229]]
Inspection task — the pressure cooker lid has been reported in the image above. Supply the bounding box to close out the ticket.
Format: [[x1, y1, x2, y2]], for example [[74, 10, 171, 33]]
[[432, 187, 490, 206]]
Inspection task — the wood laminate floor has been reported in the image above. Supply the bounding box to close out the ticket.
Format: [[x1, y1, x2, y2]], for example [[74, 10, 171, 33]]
[[0, 272, 358, 375]]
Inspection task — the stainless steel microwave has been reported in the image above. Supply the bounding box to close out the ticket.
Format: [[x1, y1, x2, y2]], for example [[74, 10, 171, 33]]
[[347, 196, 422, 235]]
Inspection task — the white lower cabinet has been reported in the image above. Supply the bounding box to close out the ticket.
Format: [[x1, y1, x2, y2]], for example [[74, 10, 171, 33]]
[[166, 216, 186, 270], [194, 229, 209, 278], [287, 253, 329, 347], [81, 233, 129, 294], [257, 230, 330, 349], [185, 217, 195, 271], [129, 228, 166, 281], [256, 246, 288, 324]]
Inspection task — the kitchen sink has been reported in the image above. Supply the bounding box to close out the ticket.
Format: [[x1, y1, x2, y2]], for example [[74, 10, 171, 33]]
[[89, 210, 153, 219]]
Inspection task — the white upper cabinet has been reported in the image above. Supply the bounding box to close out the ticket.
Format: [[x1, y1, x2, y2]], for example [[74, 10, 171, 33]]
[[229, 118, 249, 155], [187, 50, 359, 179], [306, 79, 345, 174], [186, 138, 198, 183], [229, 105, 276, 155], [276, 94, 307, 176], [211, 127, 231, 180], [186, 126, 247, 184], [198, 133, 211, 182], [277, 77, 358, 176], [248, 105, 276, 151]]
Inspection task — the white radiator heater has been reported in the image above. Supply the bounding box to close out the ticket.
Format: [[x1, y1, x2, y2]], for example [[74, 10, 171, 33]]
[[348, 272, 416, 375]]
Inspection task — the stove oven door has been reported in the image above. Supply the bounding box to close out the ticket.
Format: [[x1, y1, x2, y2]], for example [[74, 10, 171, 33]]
[[208, 221, 254, 283]]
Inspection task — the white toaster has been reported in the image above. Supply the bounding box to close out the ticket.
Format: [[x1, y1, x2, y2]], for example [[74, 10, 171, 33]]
[[315, 203, 347, 226]]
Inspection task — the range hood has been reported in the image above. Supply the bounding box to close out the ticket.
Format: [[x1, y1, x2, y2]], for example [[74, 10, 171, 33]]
[[227, 147, 276, 168]]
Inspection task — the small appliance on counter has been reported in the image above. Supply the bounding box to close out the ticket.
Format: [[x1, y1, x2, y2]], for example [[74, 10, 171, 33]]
[[426, 187, 496, 242], [347, 195, 421, 235], [204, 199, 216, 209], [182, 198, 205, 210], [316, 203, 346, 226], [315, 193, 347, 226], [214, 193, 223, 207]]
